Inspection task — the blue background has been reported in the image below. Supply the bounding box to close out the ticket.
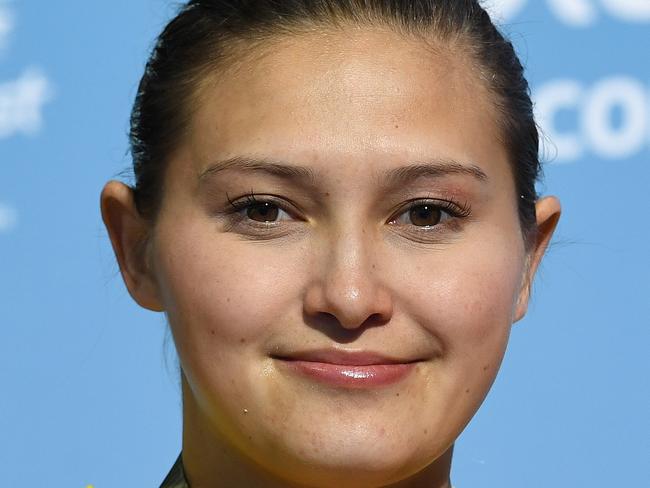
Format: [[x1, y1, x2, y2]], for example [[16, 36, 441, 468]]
[[1, 1, 648, 486]]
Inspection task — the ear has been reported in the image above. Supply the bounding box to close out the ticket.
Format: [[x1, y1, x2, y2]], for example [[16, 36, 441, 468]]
[[513, 196, 561, 323], [100, 180, 164, 312]]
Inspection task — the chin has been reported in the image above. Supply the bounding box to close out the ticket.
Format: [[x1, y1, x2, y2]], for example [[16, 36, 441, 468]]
[[261, 428, 441, 488]]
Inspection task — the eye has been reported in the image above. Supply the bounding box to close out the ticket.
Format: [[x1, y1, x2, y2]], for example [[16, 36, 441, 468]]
[[387, 199, 470, 229], [404, 204, 445, 227], [226, 193, 294, 224], [245, 201, 285, 222]]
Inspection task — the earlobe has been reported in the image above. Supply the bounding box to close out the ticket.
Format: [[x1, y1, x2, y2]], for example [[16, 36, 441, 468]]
[[100, 180, 164, 312], [513, 196, 562, 323]]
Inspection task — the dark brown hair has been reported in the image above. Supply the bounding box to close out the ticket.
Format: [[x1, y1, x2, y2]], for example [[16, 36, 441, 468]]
[[130, 0, 541, 246]]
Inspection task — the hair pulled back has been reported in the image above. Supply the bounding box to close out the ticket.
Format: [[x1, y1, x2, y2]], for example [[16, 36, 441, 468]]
[[130, 0, 541, 247]]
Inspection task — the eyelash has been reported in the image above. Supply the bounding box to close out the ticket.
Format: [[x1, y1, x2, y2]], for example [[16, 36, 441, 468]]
[[389, 197, 472, 225], [223, 190, 472, 237], [224, 192, 295, 229], [227, 192, 276, 211]]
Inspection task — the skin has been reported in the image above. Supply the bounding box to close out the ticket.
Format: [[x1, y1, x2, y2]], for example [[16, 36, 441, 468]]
[[101, 27, 560, 488]]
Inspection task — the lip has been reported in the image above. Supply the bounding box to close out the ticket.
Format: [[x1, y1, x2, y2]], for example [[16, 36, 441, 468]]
[[272, 349, 420, 388]]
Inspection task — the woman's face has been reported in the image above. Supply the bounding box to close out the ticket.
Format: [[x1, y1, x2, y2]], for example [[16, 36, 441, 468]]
[[145, 29, 535, 486]]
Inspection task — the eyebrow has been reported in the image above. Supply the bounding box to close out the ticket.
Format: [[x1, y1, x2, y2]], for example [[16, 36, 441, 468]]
[[199, 156, 318, 187], [198, 155, 488, 188], [381, 160, 488, 187]]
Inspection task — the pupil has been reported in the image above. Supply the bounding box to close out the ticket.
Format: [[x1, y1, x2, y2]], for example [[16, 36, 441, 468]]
[[410, 205, 441, 226], [248, 202, 278, 222]]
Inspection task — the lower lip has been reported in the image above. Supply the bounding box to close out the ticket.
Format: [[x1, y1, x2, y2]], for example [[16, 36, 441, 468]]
[[277, 360, 416, 388]]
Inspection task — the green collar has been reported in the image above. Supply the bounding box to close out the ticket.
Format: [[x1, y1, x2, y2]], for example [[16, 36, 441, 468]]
[[159, 453, 189, 488]]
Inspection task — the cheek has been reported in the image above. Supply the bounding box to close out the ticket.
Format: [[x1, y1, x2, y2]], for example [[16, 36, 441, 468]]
[[397, 236, 525, 381], [151, 217, 304, 358]]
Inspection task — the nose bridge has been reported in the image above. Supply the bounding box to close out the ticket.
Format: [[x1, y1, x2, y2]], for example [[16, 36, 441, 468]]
[[305, 217, 393, 330], [328, 224, 369, 298]]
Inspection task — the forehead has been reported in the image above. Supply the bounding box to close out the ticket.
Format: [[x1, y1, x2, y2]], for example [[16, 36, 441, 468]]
[[184, 27, 509, 184]]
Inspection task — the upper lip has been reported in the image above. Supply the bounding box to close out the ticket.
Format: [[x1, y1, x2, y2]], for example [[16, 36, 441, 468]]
[[272, 348, 420, 366]]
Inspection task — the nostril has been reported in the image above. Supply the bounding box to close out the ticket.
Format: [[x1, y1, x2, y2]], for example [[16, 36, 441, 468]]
[[338, 311, 389, 331], [366, 312, 390, 327]]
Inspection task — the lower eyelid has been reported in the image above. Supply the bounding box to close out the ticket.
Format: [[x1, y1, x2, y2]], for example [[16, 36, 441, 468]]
[[388, 221, 465, 245]]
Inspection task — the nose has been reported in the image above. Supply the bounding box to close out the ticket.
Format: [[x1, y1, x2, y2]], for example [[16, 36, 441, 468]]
[[303, 227, 394, 330]]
